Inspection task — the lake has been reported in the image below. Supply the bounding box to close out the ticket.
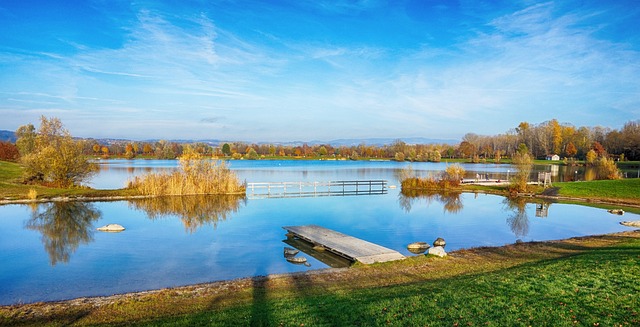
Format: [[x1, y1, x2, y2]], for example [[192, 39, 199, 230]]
[[0, 160, 635, 305]]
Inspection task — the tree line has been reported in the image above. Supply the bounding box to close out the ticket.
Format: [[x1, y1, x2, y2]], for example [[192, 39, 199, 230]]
[[61, 118, 638, 162], [3, 118, 638, 164]]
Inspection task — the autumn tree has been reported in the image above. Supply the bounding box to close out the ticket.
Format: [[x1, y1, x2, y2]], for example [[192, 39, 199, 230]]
[[15, 123, 36, 155], [245, 148, 259, 160], [17, 116, 97, 187], [143, 143, 153, 155], [457, 141, 476, 159], [592, 141, 606, 157], [585, 149, 597, 165], [0, 141, 20, 161], [550, 119, 563, 155], [125, 143, 135, 159], [509, 143, 533, 193], [565, 141, 577, 158]]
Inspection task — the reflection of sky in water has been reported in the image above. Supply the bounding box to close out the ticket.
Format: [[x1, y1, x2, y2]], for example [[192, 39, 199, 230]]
[[0, 160, 636, 305]]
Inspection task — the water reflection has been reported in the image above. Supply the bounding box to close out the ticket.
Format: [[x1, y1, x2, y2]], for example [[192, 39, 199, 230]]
[[502, 197, 530, 238], [25, 202, 101, 265], [398, 189, 463, 214], [502, 198, 554, 238], [127, 195, 246, 233]]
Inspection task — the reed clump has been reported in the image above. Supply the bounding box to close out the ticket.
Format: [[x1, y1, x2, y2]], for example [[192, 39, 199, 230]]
[[400, 164, 465, 191], [128, 148, 245, 196]]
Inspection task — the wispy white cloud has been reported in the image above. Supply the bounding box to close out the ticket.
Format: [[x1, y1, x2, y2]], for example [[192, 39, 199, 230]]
[[1, 1, 638, 141]]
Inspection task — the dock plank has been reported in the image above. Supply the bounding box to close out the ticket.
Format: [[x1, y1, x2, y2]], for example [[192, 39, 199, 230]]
[[283, 225, 405, 264]]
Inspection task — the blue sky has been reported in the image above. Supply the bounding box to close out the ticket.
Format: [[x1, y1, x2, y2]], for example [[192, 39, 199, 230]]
[[1, 0, 639, 142]]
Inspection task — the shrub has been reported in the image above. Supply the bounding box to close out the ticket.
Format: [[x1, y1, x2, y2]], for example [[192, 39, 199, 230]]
[[27, 189, 38, 200], [595, 157, 621, 180], [128, 147, 245, 196]]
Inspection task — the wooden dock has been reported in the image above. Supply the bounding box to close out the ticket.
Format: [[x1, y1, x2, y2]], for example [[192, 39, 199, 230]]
[[247, 180, 387, 199], [282, 225, 405, 264]]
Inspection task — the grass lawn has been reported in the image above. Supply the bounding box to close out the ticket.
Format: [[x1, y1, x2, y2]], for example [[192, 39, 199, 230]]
[[553, 178, 640, 201], [0, 160, 135, 201], [1, 231, 638, 326]]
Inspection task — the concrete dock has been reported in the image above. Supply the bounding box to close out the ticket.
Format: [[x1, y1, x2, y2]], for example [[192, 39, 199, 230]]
[[283, 225, 405, 264]]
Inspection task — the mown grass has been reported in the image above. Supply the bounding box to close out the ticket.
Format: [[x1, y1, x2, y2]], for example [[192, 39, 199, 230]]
[[139, 236, 640, 326], [553, 178, 640, 200], [2, 232, 638, 326], [0, 160, 137, 200]]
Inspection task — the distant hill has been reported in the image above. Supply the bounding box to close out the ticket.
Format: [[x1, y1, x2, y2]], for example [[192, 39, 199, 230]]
[[319, 137, 459, 146], [0, 130, 15, 142], [0, 130, 458, 146]]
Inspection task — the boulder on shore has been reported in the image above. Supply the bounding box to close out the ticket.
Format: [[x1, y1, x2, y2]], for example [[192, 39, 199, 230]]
[[407, 241, 430, 254], [97, 224, 125, 232], [427, 246, 447, 257], [433, 237, 446, 247], [620, 220, 640, 228]]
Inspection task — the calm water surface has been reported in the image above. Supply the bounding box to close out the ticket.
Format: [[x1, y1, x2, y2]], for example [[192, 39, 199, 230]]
[[0, 160, 635, 305]]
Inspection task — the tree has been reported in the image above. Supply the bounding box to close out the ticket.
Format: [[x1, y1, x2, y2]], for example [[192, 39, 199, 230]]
[[18, 116, 97, 187], [15, 124, 36, 155], [143, 143, 153, 155], [457, 141, 476, 159], [125, 143, 135, 159], [0, 141, 20, 161], [245, 148, 259, 160], [550, 119, 563, 155], [318, 146, 328, 156], [565, 141, 577, 158], [592, 141, 606, 157], [509, 143, 533, 193], [222, 143, 231, 156], [585, 149, 597, 165]]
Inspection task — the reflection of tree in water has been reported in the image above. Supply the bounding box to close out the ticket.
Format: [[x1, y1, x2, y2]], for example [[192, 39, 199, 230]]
[[25, 202, 101, 265], [503, 197, 530, 238], [399, 189, 463, 214], [128, 195, 246, 233]]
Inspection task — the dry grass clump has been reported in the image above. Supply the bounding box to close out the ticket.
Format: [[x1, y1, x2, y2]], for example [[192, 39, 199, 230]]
[[27, 188, 38, 200], [128, 148, 245, 196], [400, 164, 465, 191]]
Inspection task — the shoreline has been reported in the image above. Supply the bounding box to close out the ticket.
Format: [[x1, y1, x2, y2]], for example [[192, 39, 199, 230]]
[[2, 187, 639, 208], [2, 229, 638, 322]]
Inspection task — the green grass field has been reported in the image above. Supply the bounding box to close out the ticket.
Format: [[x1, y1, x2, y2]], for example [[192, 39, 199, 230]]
[[554, 178, 640, 200], [0, 160, 134, 200]]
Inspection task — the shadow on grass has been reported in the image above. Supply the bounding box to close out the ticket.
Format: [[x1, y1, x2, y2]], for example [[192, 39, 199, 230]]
[[249, 277, 271, 327], [0, 307, 93, 327]]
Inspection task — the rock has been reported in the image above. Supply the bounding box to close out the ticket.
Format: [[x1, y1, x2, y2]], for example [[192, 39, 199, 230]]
[[407, 242, 430, 254], [620, 220, 640, 228], [607, 209, 624, 215], [96, 224, 125, 232], [433, 237, 446, 247], [284, 247, 299, 256], [427, 246, 447, 257]]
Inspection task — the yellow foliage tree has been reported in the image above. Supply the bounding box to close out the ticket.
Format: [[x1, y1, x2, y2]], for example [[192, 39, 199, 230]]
[[18, 116, 97, 187]]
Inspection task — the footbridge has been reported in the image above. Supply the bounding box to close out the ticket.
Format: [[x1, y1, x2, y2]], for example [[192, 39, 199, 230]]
[[246, 180, 387, 199]]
